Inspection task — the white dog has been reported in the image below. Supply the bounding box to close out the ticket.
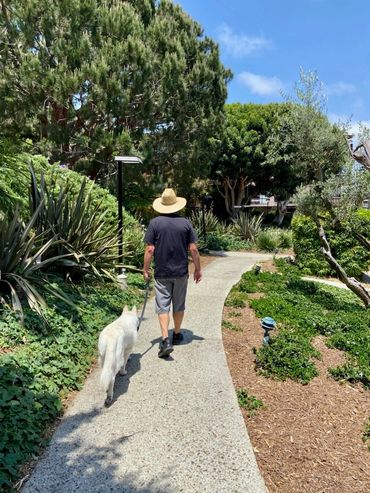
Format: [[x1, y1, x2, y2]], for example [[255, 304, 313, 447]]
[[98, 305, 139, 405]]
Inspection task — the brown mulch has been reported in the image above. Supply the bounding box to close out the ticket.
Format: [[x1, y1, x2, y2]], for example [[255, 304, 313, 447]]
[[222, 264, 370, 493]]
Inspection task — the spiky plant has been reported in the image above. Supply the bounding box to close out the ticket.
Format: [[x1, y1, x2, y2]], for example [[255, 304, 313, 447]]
[[190, 209, 220, 238], [232, 212, 264, 243], [29, 167, 122, 280], [0, 205, 74, 320]]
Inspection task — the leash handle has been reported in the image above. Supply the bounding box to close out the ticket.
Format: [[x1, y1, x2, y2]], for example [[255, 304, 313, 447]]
[[137, 281, 150, 332]]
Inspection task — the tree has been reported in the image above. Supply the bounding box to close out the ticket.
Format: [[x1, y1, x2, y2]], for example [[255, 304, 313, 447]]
[[211, 103, 297, 217], [0, 0, 230, 190], [270, 70, 370, 307]]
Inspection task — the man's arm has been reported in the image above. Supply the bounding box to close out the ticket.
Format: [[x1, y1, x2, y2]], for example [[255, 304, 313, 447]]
[[189, 243, 202, 283], [143, 244, 155, 282]]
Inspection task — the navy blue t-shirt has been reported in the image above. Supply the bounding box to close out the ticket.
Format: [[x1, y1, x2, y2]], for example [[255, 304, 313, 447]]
[[144, 214, 197, 278]]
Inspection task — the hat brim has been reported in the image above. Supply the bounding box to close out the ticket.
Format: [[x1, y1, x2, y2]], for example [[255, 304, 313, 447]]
[[152, 197, 187, 214]]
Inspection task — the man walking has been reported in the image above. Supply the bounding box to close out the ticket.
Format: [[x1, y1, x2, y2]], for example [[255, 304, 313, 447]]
[[143, 188, 202, 358]]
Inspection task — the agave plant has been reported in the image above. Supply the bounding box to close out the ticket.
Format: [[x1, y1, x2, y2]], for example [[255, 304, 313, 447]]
[[0, 205, 74, 320], [29, 166, 121, 281], [190, 209, 220, 238], [232, 212, 264, 243]]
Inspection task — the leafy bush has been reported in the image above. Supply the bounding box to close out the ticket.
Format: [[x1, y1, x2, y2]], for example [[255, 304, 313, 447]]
[[255, 328, 320, 384], [0, 276, 144, 488], [237, 388, 264, 417], [0, 139, 30, 218], [292, 213, 370, 278], [256, 229, 280, 251], [225, 290, 247, 308], [256, 228, 292, 252]]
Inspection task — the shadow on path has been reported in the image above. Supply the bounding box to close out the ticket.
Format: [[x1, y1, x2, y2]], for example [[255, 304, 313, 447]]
[[22, 405, 173, 493]]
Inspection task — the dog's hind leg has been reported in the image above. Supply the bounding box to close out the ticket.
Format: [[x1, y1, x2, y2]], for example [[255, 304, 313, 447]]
[[104, 377, 115, 406], [119, 348, 131, 375]]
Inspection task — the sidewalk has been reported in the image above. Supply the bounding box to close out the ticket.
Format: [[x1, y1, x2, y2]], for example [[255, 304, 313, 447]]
[[23, 252, 272, 493]]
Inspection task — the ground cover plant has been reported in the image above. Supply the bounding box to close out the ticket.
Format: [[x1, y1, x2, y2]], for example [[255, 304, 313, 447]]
[[230, 260, 370, 387], [0, 274, 145, 490], [236, 388, 265, 417]]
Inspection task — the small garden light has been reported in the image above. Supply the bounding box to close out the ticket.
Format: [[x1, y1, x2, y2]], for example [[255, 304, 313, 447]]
[[261, 317, 276, 345]]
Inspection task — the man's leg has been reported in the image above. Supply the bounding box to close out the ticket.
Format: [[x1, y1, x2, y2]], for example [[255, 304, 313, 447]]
[[155, 279, 174, 358], [172, 276, 188, 344], [173, 311, 184, 334], [158, 313, 170, 340]]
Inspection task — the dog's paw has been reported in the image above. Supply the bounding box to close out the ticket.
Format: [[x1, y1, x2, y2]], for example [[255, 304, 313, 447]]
[[104, 395, 113, 407]]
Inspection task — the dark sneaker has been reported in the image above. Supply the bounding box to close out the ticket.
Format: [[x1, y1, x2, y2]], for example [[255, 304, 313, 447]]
[[172, 331, 184, 345], [158, 338, 173, 358]]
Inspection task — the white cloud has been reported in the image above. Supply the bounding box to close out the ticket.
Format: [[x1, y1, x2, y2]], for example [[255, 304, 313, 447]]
[[217, 24, 271, 58], [238, 72, 284, 96], [324, 82, 356, 96]]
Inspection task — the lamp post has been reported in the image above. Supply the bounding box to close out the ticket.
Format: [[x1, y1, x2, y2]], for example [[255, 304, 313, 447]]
[[201, 195, 213, 240], [114, 156, 142, 276]]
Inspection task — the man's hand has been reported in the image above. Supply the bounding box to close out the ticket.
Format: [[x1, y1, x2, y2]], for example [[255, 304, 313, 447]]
[[143, 270, 151, 282], [194, 269, 202, 284]]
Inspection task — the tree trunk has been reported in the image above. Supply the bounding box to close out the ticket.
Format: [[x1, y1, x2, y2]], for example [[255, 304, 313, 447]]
[[315, 220, 370, 308], [273, 200, 288, 226], [220, 176, 250, 217]]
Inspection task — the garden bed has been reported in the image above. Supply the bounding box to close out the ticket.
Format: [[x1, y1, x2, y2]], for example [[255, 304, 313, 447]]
[[222, 261, 370, 492]]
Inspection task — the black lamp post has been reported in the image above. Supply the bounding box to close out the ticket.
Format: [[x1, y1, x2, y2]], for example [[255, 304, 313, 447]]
[[114, 156, 142, 276], [201, 195, 213, 240]]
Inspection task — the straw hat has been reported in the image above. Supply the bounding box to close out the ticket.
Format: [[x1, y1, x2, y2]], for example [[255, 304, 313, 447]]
[[152, 188, 187, 214]]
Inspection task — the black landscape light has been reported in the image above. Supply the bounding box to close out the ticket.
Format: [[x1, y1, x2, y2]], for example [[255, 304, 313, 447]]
[[114, 156, 142, 277], [261, 317, 276, 346]]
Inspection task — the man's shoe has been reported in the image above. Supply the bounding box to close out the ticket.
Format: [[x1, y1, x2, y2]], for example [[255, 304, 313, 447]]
[[172, 331, 184, 345], [158, 338, 173, 358]]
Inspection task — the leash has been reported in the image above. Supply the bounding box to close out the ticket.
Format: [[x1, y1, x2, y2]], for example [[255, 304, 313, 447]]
[[137, 281, 150, 332]]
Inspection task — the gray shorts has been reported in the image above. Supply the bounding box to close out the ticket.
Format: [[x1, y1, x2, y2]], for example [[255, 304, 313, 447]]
[[154, 276, 189, 314]]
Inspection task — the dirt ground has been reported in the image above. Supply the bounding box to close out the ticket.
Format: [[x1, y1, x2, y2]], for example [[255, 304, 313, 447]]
[[222, 261, 370, 493]]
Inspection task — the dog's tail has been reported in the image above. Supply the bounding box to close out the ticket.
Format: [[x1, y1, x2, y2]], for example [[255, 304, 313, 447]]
[[99, 336, 116, 392]]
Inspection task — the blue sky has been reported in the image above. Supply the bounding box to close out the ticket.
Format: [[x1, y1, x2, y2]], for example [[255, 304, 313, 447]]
[[176, 0, 370, 131]]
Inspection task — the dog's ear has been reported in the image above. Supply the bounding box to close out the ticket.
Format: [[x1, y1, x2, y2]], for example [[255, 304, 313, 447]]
[[123, 305, 129, 313], [131, 306, 137, 316]]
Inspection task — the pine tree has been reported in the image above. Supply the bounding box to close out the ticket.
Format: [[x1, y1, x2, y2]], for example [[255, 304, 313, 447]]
[[0, 0, 230, 188]]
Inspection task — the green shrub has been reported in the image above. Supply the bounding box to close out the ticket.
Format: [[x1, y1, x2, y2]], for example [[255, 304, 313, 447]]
[[255, 328, 320, 384], [225, 290, 247, 308], [200, 232, 228, 251], [292, 213, 370, 278], [256, 228, 280, 251], [236, 389, 264, 417], [278, 229, 293, 249]]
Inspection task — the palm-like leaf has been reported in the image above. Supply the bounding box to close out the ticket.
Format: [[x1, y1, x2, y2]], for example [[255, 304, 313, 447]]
[[0, 208, 75, 320]]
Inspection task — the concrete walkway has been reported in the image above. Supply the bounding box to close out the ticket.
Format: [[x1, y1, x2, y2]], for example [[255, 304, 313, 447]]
[[23, 252, 272, 493]]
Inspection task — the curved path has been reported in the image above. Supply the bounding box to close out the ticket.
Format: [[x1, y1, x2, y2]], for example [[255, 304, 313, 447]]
[[23, 252, 272, 493]]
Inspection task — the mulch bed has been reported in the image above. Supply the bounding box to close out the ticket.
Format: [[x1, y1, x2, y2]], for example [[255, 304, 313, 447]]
[[222, 262, 370, 493]]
